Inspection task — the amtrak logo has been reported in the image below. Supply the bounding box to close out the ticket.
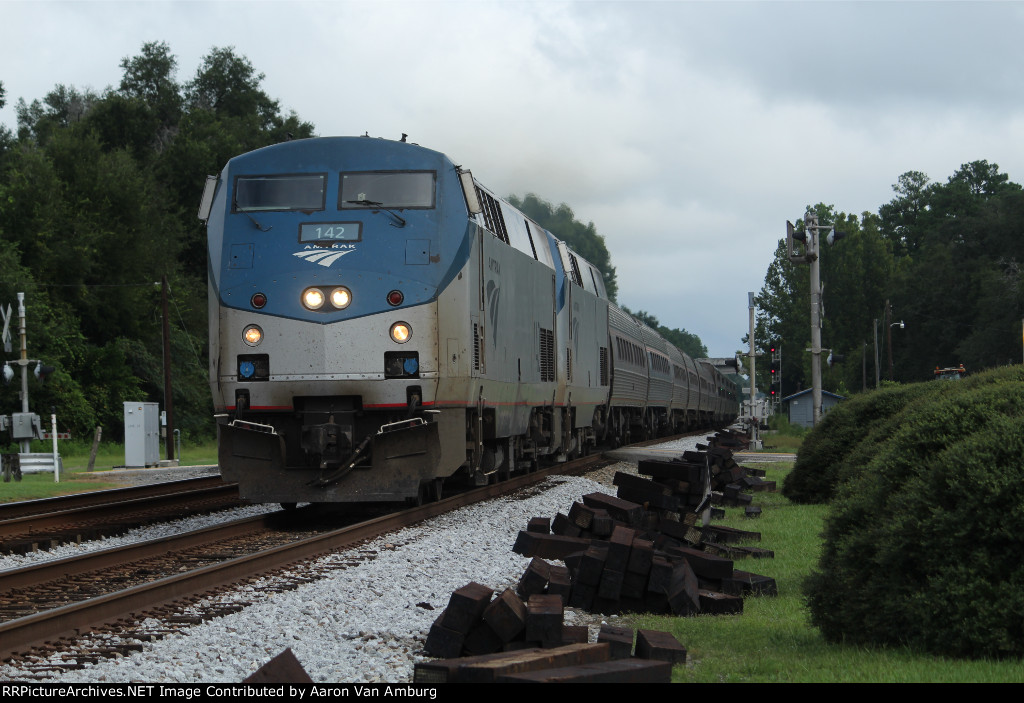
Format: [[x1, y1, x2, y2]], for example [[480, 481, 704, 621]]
[[486, 279, 500, 345], [293, 246, 356, 268]]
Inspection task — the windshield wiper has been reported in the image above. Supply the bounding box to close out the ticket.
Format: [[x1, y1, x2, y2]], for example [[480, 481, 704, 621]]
[[346, 200, 406, 228], [232, 194, 272, 231]]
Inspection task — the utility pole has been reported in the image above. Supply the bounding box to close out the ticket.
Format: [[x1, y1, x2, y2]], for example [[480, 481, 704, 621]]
[[786, 211, 845, 426], [808, 218, 824, 425], [862, 341, 867, 392], [161, 276, 175, 462], [873, 318, 880, 388], [747, 292, 761, 449], [885, 300, 892, 381], [17, 294, 31, 453]]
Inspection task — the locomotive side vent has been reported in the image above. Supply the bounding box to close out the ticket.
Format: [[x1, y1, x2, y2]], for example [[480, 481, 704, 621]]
[[567, 251, 584, 287], [473, 323, 485, 373], [600, 346, 609, 386], [566, 347, 573, 382], [475, 187, 510, 245], [539, 328, 554, 382]]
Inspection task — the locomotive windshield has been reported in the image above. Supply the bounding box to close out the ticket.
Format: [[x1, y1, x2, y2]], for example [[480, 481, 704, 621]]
[[233, 174, 326, 212], [340, 171, 435, 209]]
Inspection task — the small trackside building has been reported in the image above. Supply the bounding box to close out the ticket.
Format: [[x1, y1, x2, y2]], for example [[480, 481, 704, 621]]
[[781, 388, 846, 428]]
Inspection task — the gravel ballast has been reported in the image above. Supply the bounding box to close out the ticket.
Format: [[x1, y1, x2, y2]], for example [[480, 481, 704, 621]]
[[1, 437, 708, 683]]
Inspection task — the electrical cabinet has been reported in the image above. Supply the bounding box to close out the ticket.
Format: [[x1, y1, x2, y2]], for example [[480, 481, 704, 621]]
[[124, 402, 160, 467]]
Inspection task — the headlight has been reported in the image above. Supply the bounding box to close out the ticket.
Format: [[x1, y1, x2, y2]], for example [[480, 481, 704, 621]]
[[330, 287, 352, 309], [390, 322, 412, 343], [302, 288, 325, 310], [242, 325, 263, 346]]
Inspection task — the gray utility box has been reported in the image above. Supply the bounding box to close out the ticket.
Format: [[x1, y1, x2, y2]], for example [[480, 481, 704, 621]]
[[124, 401, 160, 468], [10, 412, 41, 441]]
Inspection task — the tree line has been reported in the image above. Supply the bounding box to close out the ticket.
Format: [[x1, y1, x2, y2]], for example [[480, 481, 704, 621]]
[[0, 42, 314, 443], [755, 160, 1024, 399]]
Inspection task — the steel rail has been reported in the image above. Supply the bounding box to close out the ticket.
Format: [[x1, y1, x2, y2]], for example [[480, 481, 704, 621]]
[[0, 513, 275, 592], [0, 483, 240, 542], [0, 452, 613, 662], [0, 475, 231, 521]]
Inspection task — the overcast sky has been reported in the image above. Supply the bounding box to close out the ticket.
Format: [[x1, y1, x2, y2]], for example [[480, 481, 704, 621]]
[[4, 0, 1024, 357]]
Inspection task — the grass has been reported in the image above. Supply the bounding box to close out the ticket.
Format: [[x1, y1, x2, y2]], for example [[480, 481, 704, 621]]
[[630, 462, 1024, 683], [753, 432, 803, 454], [0, 437, 219, 503], [4, 446, 1022, 680], [0, 471, 122, 502], [752, 415, 808, 455]]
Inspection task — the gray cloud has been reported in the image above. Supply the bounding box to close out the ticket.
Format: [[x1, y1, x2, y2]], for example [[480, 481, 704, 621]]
[[3, 0, 1024, 357]]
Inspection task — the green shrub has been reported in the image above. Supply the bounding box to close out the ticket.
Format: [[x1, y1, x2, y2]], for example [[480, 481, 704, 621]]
[[766, 413, 808, 437], [805, 377, 1024, 658], [782, 381, 945, 503]]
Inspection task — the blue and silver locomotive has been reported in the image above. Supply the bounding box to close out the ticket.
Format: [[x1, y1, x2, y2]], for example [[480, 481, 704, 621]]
[[200, 136, 738, 505]]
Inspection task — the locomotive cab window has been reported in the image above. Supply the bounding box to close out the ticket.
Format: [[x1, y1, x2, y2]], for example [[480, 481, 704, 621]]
[[233, 174, 326, 212], [340, 171, 436, 209]]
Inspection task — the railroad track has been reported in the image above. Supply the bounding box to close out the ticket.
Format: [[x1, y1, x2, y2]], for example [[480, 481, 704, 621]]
[[0, 451, 614, 667], [0, 476, 242, 554]]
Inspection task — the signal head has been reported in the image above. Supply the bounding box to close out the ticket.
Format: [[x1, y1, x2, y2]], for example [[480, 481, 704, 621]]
[[827, 228, 847, 246]]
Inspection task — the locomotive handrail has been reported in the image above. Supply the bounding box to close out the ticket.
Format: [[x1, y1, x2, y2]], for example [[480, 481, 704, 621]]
[[377, 417, 427, 434], [229, 419, 278, 435]]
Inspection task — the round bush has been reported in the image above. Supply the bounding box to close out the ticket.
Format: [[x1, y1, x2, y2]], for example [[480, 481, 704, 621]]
[[805, 379, 1024, 658], [783, 382, 944, 503]]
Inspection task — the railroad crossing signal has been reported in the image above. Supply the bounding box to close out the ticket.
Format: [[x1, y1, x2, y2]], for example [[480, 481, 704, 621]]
[[1, 304, 11, 353]]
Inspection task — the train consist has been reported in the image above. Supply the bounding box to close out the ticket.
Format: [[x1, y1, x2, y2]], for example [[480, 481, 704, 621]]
[[200, 136, 739, 505]]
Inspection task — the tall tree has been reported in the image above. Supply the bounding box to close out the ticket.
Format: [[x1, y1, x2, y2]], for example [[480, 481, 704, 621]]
[[15, 84, 99, 145], [887, 161, 1024, 378], [0, 42, 316, 441], [879, 170, 931, 258], [185, 47, 279, 126], [119, 40, 182, 129], [0, 81, 12, 159], [759, 163, 1024, 397]]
